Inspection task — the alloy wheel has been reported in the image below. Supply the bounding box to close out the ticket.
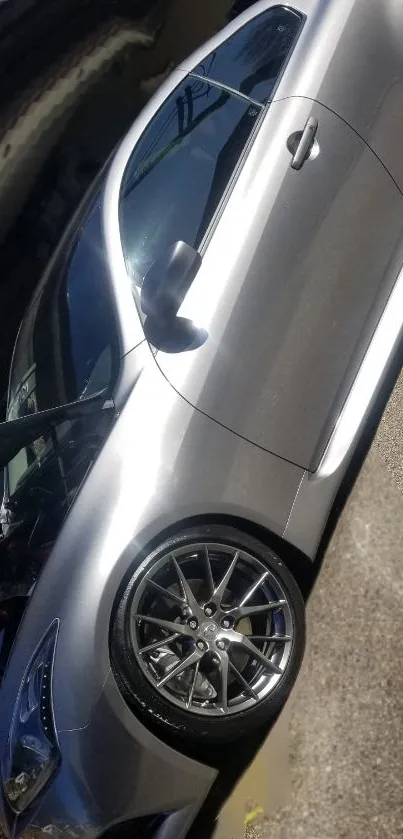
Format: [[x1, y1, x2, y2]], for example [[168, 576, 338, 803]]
[[129, 542, 294, 717]]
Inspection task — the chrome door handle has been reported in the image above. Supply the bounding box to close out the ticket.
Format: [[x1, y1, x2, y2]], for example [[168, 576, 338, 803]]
[[288, 117, 318, 170]]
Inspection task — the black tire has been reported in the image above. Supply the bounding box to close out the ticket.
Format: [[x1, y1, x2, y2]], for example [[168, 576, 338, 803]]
[[111, 525, 305, 746]]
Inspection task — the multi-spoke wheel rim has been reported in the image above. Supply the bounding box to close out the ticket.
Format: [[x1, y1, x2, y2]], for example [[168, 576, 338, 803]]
[[130, 542, 294, 717]]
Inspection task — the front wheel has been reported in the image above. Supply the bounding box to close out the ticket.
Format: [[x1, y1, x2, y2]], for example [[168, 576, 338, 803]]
[[111, 525, 305, 745]]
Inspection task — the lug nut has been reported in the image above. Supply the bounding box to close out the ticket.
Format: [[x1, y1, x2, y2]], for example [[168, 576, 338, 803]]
[[216, 639, 226, 650], [204, 603, 216, 617], [197, 640, 206, 651], [188, 618, 198, 630], [221, 617, 232, 629]]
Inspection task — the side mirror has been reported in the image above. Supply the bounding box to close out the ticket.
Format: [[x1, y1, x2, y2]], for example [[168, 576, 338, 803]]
[[141, 241, 202, 321], [140, 241, 206, 353]]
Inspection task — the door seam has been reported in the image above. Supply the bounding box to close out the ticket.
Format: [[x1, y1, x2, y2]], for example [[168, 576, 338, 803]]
[[282, 471, 306, 538], [292, 94, 403, 199], [152, 350, 309, 473]]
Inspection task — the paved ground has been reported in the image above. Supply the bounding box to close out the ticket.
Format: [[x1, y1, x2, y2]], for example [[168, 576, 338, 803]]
[[238, 373, 403, 839]]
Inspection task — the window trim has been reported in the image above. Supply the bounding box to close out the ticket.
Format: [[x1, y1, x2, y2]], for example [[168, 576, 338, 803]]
[[189, 71, 263, 108], [198, 100, 266, 255], [190, 5, 305, 106], [118, 76, 264, 296], [105, 8, 306, 351], [191, 6, 306, 253], [265, 7, 306, 105], [114, 7, 305, 302]]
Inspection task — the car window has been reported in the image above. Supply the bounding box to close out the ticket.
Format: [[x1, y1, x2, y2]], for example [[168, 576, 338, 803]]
[[192, 6, 303, 103], [8, 199, 118, 419], [119, 77, 261, 291], [6, 199, 119, 496]]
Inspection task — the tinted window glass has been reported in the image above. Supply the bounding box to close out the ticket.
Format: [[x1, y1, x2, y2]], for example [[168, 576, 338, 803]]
[[8, 200, 118, 421], [193, 6, 303, 103], [6, 201, 118, 496], [119, 77, 260, 288]]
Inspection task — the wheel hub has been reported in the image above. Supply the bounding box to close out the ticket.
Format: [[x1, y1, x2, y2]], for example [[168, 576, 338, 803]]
[[200, 621, 219, 641]]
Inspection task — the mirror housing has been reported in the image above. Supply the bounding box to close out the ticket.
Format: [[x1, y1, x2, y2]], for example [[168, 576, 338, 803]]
[[141, 241, 202, 321], [143, 316, 208, 354]]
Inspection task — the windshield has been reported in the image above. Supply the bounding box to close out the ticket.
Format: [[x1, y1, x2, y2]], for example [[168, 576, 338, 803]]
[[6, 199, 119, 497]]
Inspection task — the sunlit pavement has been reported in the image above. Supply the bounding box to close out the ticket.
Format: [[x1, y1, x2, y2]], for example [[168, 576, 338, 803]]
[[239, 374, 403, 838]]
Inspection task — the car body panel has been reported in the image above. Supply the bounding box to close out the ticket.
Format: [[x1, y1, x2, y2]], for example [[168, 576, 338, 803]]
[[178, 0, 403, 197], [100, 0, 403, 548], [0, 342, 304, 734], [150, 96, 403, 470], [284, 255, 403, 557], [1, 673, 216, 839], [105, 2, 403, 473], [275, 0, 403, 195]]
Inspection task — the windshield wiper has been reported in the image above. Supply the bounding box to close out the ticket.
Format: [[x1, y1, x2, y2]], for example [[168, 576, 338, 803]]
[[0, 392, 114, 468]]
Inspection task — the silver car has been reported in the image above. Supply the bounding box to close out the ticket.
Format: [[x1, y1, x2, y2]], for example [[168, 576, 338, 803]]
[[1, 0, 403, 837]]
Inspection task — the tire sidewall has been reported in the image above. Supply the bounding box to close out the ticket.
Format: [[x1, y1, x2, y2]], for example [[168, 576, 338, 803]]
[[111, 525, 306, 745]]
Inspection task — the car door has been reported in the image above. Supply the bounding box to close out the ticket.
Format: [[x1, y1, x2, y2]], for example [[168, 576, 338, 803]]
[[148, 94, 403, 471]]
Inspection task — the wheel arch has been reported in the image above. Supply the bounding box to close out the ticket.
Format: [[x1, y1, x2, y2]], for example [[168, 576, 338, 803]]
[[122, 512, 315, 602]]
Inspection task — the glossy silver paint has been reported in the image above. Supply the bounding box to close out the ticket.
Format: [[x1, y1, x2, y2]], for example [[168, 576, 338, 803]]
[[1, 672, 215, 839], [280, 0, 403, 193], [154, 95, 403, 470], [0, 348, 303, 730], [3, 1, 403, 837], [104, 0, 403, 553], [0, 344, 302, 838], [284, 255, 403, 557]]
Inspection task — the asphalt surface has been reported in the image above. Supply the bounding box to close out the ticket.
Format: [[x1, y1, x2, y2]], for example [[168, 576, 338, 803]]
[[242, 372, 403, 838]]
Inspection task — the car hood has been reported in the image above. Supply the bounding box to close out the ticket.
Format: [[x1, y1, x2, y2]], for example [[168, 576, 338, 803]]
[[0, 404, 113, 687]]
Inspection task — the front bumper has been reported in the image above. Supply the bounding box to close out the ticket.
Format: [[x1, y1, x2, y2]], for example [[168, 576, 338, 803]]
[[0, 671, 217, 839]]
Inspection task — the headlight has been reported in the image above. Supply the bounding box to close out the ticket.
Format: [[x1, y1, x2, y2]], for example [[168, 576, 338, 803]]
[[1, 622, 61, 813]]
